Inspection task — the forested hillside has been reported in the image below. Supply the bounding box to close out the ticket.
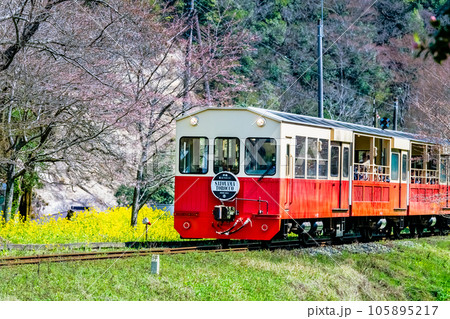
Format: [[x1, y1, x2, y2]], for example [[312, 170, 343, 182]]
[[214, 0, 449, 129], [0, 0, 449, 218]]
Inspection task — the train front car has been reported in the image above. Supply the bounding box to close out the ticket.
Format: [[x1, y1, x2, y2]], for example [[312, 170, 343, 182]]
[[174, 108, 282, 240]]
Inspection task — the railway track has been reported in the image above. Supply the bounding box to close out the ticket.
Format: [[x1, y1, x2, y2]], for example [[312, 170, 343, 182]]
[[1, 231, 446, 267], [0, 238, 315, 267], [0, 246, 248, 267]]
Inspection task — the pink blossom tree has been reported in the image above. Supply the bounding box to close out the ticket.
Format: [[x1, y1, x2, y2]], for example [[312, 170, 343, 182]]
[[0, 0, 254, 224]]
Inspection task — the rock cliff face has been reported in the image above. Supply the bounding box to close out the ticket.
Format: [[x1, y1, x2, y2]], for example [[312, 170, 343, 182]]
[[34, 181, 118, 217]]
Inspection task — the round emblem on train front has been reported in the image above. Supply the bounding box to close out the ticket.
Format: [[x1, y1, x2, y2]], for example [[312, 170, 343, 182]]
[[211, 172, 240, 201]]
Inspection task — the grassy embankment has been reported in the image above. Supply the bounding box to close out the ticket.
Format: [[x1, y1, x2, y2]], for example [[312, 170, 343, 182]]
[[0, 236, 448, 301]]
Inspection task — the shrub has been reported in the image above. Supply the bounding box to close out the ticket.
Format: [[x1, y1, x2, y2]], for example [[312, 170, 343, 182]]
[[0, 206, 179, 244]]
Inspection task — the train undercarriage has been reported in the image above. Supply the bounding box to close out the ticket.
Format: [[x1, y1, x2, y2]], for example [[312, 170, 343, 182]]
[[276, 214, 450, 244]]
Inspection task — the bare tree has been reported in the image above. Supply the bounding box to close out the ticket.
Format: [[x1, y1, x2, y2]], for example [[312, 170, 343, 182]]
[[0, 0, 253, 225], [100, 2, 254, 226], [0, 0, 128, 221]]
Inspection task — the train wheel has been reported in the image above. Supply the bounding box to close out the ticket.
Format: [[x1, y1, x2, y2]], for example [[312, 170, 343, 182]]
[[392, 224, 402, 240], [332, 236, 344, 245], [417, 226, 424, 238], [360, 228, 373, 242], [218, 239, 230, 249], [261, 240, 271, 250], [409, 226, 417, 238], [298, 233, 309, 246], [383, 226, 392, 238]]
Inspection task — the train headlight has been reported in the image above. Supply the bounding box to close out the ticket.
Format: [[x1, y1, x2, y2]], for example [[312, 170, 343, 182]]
[[256, 117, 266, 127], [183, 221, 191, 229], [190, 116, 199, 126]]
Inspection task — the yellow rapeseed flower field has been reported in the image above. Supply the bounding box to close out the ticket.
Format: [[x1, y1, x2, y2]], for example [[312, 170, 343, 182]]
[[0, 206, 180, 244]]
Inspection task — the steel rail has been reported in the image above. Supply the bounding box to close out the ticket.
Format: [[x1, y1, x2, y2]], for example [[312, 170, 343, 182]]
[[1, 231, 446, 268], [0, 247, 248, 267]]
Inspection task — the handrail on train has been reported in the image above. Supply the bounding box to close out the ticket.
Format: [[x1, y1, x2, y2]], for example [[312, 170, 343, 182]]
[[231, 198, 269, 215]]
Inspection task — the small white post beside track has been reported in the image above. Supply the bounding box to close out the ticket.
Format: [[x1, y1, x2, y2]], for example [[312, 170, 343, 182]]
[[151, 255, 160, 275]]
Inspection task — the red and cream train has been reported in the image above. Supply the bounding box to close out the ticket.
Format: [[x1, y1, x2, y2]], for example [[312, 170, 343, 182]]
[[174, 107, 450, 242]]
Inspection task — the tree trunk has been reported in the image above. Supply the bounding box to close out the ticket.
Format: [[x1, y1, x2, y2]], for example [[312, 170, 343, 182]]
[[3, 162, 15, 222], [194, 14, 211, 104], [131, 146, 149, 227], [18, 182, 32, 221], [131, 173, 142, 227]]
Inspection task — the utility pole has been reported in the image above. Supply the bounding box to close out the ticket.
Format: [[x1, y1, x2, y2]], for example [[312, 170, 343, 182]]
[[393, 97, 398, 131], [194, 13, 211, 105], [317, 0, 324, 118], [182, 0, 195, 114], [372, 98, 377, 128]]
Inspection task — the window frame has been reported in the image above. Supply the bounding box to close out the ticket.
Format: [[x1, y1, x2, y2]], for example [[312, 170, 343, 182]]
[[330, 145, 340, 178], [295, 136, 306, 178], [244, 137, 277, 176], [440, 157, 448, 184], [295, 136, 329, 180], [318, 138, 329, 179], [343, 146, 350, 178], [391, 152, 400, 181], [179, 136, 209, 175], [402, 153, 408, 182], [213, 137, 241, 175]]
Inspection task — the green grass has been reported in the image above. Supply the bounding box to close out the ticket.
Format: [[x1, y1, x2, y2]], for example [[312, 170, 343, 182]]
[[0, 237, 448, 300]]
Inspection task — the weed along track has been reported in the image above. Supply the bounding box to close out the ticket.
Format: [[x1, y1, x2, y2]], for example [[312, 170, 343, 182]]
[[2, 233, 445, 267], [0, 246, 249, 267]]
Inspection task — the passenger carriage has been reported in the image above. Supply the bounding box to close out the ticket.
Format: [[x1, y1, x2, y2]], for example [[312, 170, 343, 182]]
[[174, 107, 450, 241]]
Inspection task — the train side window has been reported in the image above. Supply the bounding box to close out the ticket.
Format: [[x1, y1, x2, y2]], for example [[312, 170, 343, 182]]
[[402, 154, 408, 182], [245, 138, 276, 176], [307, 138, 318, 179], [441, 158, 448, 184], [343, 147, 349, 178], [179, 137, 209, 174], [295, 136, 306, 178], [330, 146, 339, 177], [214, 138, 240, 174], [391, 153, 399, 181], [319, 139, 329, 179]]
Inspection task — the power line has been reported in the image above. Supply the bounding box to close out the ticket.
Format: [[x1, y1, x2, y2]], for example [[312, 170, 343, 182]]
[[197, 0, 390, 109]]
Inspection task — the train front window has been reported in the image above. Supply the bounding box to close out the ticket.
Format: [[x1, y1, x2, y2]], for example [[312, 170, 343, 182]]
[[179, 137, 209, 174], [245, 138, 276, 176], [214, 138, 240, 174]]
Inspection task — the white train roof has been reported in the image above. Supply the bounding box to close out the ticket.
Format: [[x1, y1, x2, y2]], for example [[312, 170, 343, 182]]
[[177, 107, 441, 145]]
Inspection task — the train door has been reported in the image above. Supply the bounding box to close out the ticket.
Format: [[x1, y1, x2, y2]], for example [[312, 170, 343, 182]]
[[391, 151, 401, 208], [330, 143, 350, 210], [341, 144, 351, 209], [330, 143, 341, 208], [284, 137, 294, 210], [443, 156, 450, 208], [400, 150, 409, 209]]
